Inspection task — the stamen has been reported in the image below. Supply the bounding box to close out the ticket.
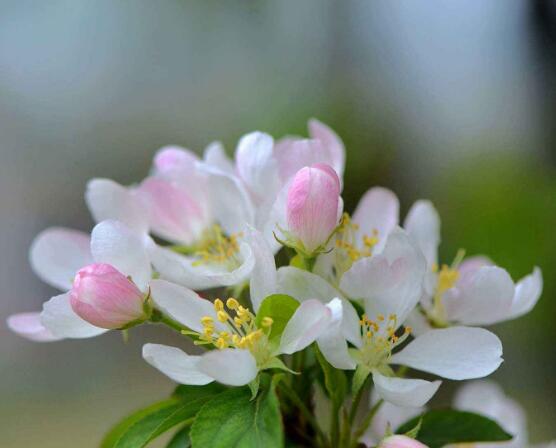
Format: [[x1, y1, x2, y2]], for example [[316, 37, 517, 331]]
[[359, 313, 410, 368], [192, 225, 242, 267]]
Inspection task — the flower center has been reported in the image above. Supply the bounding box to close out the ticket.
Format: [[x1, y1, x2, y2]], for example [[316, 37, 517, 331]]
[[429, 249, 465, 326], [334, 213, 379, 280], [192, 224, 242, 268], [359, 313, 411, 369], [194, 298, 274, 366]]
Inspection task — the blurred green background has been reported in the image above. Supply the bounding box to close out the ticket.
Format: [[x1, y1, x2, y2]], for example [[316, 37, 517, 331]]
[[1, 1, 555, 446]]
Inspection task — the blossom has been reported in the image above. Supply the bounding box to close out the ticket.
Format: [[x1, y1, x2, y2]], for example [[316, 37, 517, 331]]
[[403, 200, 543, 330], [284, 163, 342, 254], [7, 220, 152, 340], [142, 279, 342, 386], [308, 229, 503, 406]]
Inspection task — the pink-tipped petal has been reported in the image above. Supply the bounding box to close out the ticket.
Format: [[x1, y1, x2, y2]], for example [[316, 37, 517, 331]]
[[7, 312, 60, 342], [153, 146, 198, 174], [138, 176, 210, 245], [286, 163, 341, 253], [70, 263, 147, 329], [308, 118, 345, 180]]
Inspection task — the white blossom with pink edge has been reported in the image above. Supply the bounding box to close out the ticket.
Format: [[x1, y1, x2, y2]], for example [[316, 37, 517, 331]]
[[403, 200, 543, 332], [379, 435, 429, 448]]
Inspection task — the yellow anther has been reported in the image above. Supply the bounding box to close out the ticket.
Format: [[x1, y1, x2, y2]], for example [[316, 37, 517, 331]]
[[234, 316, 245, 326], [217, 311, 228, 323], [215, 338, 228, 349], [405, 326, 412, 334], [226, 298, 239, 309], [214, 299, 224, 312], [203, 327, 214, 337], [219, 331, 230, 340], [201, 316, 214, 325], [377, 314, 385, 322], [261, 317, 274, 327], [437, 264, 459, 295], [232, 334, 241, 346]]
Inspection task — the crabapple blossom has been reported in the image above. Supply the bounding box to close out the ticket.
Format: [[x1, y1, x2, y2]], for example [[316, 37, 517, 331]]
[[379, 435, 428, 448]]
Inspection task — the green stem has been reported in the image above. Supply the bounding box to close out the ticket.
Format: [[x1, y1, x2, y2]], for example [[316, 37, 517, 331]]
[[150, 309, 191, 334], [348, 374, 369, 425], [350, 399, 384, 447], [278, 382, 329, 448]]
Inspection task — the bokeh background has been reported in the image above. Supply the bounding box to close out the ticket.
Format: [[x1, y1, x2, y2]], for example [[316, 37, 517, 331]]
[[1, 1, 555, 446]]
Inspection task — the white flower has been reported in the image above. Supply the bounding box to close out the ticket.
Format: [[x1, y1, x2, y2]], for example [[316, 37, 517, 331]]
[[142, 280, 342, 386], [7, 220, 152, 340], [404, 200, 543, 330], [293, 229, 503, 407]]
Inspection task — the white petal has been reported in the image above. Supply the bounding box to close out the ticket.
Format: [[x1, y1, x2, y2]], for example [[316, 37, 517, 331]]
[[198, 348, 258, 386], [405, 310, 432, 337], [142, 343, 213, 385], [7, 312, 60, 342], [279, 299, 332, 354], [508, 267, 543, 320], [148, 241, 254, 290], [196, 161, 255, 236], [90, 220, 152, 291], [29, 227, 92, 291], [444, 266, 515, 326], [308, 118, 345, 181], [85, 178, 148, 235], [403, 200, 440, 268], [352, 187, 399, 254], [235, 131, 280, 203], [41, 292, 107, 339], [391, 327, 503, 380], [277, 266, 344, 303], [454, 380, 528, 448], [341, 228, 426, 326], [373, 371, 441, 407], [203, 141, 235, 175], [317, 325, 356, 370], [149, 279, 224, 333], [245, 226, 277, 312]]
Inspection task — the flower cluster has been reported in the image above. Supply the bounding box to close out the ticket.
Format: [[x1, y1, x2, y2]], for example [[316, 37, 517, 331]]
[[7, 120, 545, 447]]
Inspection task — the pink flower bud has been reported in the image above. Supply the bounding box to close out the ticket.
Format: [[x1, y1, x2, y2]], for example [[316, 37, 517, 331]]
[[70, 263, 147, 329], [286, 163, 340, 253], [379, 435, 428, 448]]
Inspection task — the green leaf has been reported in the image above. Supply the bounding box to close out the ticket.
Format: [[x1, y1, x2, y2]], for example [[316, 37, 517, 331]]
[[259, 357, 297, 374], [396, 410, 513, 448], [314, 345, 347, 408], [190, 376, 284, 448], [255, 294, 300, 344], [102, 383, 225, 448], [166, 426, 191, 448]]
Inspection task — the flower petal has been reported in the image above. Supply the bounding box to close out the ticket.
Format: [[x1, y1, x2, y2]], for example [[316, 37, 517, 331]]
[[7, 312, 60, 342], [245, 226, 277, 312], [41, 292, 107, 338], [391, 327, 503, 380], [317, 300, 357, 369], [85, 178, 148, 235], [90, 220, 152, 291], [403, 200, 440, 268], [373, 371, 441, 407], [197, 348, 258, 386], [203, 141, 235, 175], [508, 267, 543, 320], [279, 299, 332, 354], [196, 161, 255, 236], [277, 266, 344, 303], [443, 266, 515, 326], [142, 343, 213, 385], [308, 118, 345, 181], [149, 279, 223, 333], [352, 187, 399, 255], [153, 146, 198, 175], [29, 227, 92, 291], [341, 228, 426, 326], [235, 131, 280, 203], [148, 241, 255, 290]]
